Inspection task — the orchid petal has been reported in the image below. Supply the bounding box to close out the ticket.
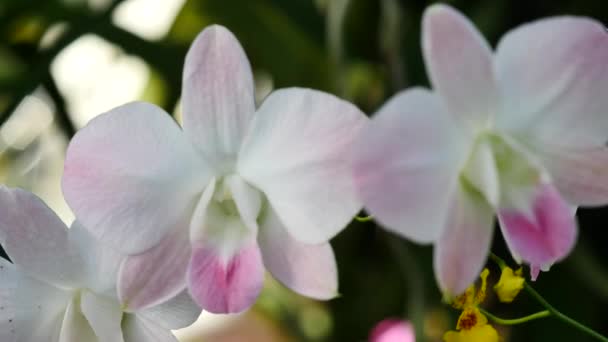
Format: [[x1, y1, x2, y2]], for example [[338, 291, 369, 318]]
[[122, 314, 178, 342], [119, 228, 191, 311], [58, 296, 96, 342], [422, 4, 498, 129], [0, 258, 17, 342], [434, 185, 494, 296], [69, 222, 124, 295], [182, 25, 256, 165], [498, 182, 577, 280], [531, 144, 608, 206], [258, 207, 338, 299], [63, 101, 210, 254], [0, 187, 85, 287], [138, 291, 201, 330], [187, 241, 264, 313], [353, 88, 468, 243], [80, 292, 124, 342], [495, 17, 608, 147], [12, 271, 71, 342], [238, 88, 367, 244]]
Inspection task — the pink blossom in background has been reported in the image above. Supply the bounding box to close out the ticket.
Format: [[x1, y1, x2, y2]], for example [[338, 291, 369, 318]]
[[370, 319, 415, 342], [353, 3, 608, 296], [62, 25, 368, 314]]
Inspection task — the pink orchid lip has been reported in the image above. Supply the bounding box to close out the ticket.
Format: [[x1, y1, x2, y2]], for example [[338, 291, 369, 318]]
[[498, 182, 577, 281], [187, 242, 264, 314]]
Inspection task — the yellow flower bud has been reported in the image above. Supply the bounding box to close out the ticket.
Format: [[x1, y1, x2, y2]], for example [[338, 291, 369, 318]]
[[494, 267, 525, 303]]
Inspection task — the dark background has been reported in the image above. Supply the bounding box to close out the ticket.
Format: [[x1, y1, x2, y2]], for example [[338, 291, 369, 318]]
[[0, 0, 607, 341]]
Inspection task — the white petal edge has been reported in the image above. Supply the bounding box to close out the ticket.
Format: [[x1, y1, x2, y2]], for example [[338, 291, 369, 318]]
[[118, 227, 191, 311], [182, 25, 256, 166], [422, 4, 498, 130], [433, 183, 494, 296], [58, 296, 97, 342], [63, 101, 210, 254], [137, 290, 201, 330], [353, 88, 469, 243], [69, 222, 124, 295], [258, 206, 338, 299], [80, 292, 124, 342], [495, 16, 608, 148], [526, 143, 608, 207], [0, 186, 85, 287], [238, 87, 368, 244], [122, 314, 178, 342]]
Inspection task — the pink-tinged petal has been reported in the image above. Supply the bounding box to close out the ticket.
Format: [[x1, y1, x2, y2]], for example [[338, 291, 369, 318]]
[[225, 174, 262, 233], [138, 291, 201, 330], [119, 228, 191, 311], [182, 25, 256, 165], [353, 88, 468, 243], [422, 4, 498, 129], [80, 292, 124, 342], [0, 187, 85, 287], [187, 242, 264, 313], [69, 222, 124, 295], [498, 183, 577, 280], [58, 296, 96, 342], [238, 88, 368, 244], [495, 17, 608, 147], [434, 185, 494, 296], [63, 101, 210, 255], [531, 144, 608, 206], [370, 319, 415, 342], [258, 207, 338, 299], [122, 314, 178, 342]]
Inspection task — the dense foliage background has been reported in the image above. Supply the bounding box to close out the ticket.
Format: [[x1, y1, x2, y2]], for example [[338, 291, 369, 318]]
[[1, 0, 607, 341]]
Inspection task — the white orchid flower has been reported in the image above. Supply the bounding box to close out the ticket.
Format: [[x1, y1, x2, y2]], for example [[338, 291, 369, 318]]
[[62, 25, 368, 313], [353, 4, 608, 295], [0, 187, 200, 341]]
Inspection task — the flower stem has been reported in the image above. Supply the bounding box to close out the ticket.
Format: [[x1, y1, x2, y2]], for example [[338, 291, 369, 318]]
[[523, 284, 608, 342], [480, 307, 551, 325], [489, 253, 608, 342], [489, 252, 507, 270]]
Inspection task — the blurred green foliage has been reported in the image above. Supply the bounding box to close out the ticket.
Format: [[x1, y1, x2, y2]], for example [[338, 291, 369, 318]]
[[1, 0, 608, 341]]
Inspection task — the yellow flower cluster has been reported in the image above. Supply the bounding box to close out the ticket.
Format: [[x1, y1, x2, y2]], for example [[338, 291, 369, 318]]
[[443, 269, 498, 342]]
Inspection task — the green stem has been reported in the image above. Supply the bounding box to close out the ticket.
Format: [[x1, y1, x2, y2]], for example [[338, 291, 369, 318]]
[[488, 252, 507, 270], [480, 307, 551, 325], [489, 253, 608, 342], [524, 284, 608, 342]]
